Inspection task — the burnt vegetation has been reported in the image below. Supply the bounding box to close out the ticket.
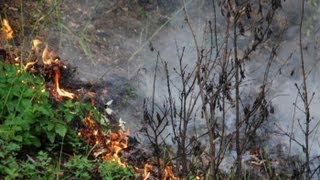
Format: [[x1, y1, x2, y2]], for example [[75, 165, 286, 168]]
[[141, 0, 320, 179]]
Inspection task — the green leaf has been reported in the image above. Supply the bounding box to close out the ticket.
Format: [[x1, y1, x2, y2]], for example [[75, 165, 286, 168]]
[[65, 112, 75, 122], [47, 132, 56, 143], [46, 123, 54, 131], [6, 101, 18, 113], [7, 76, 18, 84], [28, 135, 41, 147], [7, 142, 21, 152], [36, 105, 51, 116], [21, 110, 36, 121], [21, 99, 32, 109], [64, 100, 74, 108], [4, 115, 20, 125], [55, 124, 67, 137], [14, 135, 23, 142], [12, 117, 31, 130], [23, 88, 36, 97]]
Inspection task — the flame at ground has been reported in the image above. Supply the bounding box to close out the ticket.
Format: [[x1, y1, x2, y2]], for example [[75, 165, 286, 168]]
[[1, 19, 13, 39], [79, 111, 129, 166], [53, 61, 76, 99], [79, 111, 181, 179], [1, 19, 179, 179], [103, 130, 128, 166], [163, 163, 179, 180], [42, 44, 55, 65], [31, 38, 76, 100], [143, 163, 152, 180]]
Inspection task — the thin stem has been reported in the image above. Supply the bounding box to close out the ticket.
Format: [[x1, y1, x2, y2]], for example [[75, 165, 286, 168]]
[[299, 0, 311, 178], [233, 13, 242, 178]]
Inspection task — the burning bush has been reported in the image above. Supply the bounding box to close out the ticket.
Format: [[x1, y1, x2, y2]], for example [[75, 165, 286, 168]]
[[0, 18, 178, 179]]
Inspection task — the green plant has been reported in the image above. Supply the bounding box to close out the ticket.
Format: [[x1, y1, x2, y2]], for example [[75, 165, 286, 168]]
[[121, 84, 137, 105], [138, 7, 149, 18], [98, 159, 135, 180], [0, 61, 101, 146], [19, 151, 57, 179], [0, 139, 20, 179], [0, 62, 68, 147], [2, 156, 21, 179], [64, 155, 93, 179], [58, 100, 93, 123], [0, 139, 58, 179]]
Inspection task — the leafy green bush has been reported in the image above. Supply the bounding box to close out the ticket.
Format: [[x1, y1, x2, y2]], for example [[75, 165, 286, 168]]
[[20, 151, 57, 179], [0, 139, 21, 179], [0, 140, 57, 179], [0, 62, 98, 146], [0, 62, 68, 147], [99, 159, 135, 180], [64, 155, 93, 179], [0, 62, 132, 179]]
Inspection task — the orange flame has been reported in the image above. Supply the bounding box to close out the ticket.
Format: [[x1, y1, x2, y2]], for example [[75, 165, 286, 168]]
[[143, 163, 152, 180], [1, 19, 13, 39], [31, 38, 76, 100], [103, 130, 128, 166], [163, 163, 179, 180], [32, 39, 56, 65], [32, 39, 42, 54], [80, 112, 129, 167], [42, 44, 54, 65], [53, 62, 76, 99], [80, 111, 181, 179]]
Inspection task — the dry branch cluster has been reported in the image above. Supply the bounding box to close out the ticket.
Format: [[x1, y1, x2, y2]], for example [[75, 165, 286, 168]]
[[139, 0, 319, 179]]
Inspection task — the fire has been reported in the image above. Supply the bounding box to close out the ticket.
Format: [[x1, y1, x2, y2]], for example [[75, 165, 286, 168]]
[[103, 130, 128, 166], [79, 111, 129, 167], [32, 39, 42, 53], [1, 20, 75, 101], [42, 44, 55, 65], [31, 38, 76, 100], [143, 163, 152, 180], [1, 19, 13, 39], [134, 162, 153, 180], [163, 163, 179, 180], [80, 111, 181, 179], [1, 18, 180, 180], [53, 60, 76, 99]]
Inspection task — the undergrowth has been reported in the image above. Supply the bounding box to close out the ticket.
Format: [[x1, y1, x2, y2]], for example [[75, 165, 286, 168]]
[[0, 62, 133, 179]]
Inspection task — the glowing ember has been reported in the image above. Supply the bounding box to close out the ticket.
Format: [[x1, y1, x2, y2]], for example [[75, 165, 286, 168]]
[[1, 19, 13, 39]]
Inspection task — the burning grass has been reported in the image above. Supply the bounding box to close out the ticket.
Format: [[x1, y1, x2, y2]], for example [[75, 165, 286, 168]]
[[0, 18, 180, 179]]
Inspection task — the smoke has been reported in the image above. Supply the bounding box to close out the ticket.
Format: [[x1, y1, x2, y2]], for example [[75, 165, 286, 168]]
[[133, 0, 320, 160], [51, 0, 319, 170]]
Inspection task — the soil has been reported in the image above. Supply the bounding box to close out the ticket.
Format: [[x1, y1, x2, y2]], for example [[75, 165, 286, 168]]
[[1, 0, 180, 78]]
